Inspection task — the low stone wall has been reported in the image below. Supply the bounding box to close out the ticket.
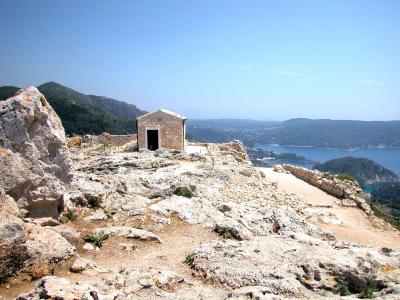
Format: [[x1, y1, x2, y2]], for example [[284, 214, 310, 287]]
[[98, 133, 137, 145], [84, 133, 137, 146], [279, 164, 372, 214]]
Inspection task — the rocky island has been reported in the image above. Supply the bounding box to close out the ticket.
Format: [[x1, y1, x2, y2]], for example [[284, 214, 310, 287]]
[[1, 88, 400, 299], [314, 157, 398, 188]]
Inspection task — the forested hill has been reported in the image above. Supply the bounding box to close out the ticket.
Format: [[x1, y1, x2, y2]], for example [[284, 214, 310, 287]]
[[88, 95, 145, 120], [0, 82, 146, 135], [313, 156, 398, 187], [371, 182, 400, 218], [0, 86, 19, 100]]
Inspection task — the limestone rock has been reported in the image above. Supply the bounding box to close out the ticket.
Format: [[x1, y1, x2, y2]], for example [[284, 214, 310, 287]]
[[100, 267, 184, 295], [84, 209, 108, 221], [219, 140, 250, 163], [83, 242, 96, 251], [228, 286, 285, 299], [16, 276, 101, 300], [0, 87, 72, 218], [190, 237, 400, 298], [24, 223, 75, 263], [23, 217, 60, 227], [303, 209, 344, 225], [70, 257, 108, 275], [0, 188, 29, 280], [94, 226, 162, 243], [48, 224, 81, 243]]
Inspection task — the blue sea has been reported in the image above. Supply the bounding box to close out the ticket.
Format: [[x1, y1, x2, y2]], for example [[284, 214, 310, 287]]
[[257, 144, 400, 177]]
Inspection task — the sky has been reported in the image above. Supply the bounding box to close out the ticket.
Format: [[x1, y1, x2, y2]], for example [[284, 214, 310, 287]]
[[0, 0, 399, 121]]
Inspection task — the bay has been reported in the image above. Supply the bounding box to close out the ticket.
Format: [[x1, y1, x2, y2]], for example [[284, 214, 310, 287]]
[[257, 144, 400, 177]]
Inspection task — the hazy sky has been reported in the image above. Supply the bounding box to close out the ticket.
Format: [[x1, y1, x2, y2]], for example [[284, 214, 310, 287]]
[[0, 0, 399, 120]]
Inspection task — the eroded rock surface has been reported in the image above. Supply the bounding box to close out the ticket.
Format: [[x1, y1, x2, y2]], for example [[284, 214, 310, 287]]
[[2, 124, 398, 299], [0, 188, 75, 283]]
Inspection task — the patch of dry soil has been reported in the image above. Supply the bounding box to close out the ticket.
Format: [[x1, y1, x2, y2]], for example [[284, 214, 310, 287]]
[[261, 167, 400, 249], [0, 217, 226, 300]]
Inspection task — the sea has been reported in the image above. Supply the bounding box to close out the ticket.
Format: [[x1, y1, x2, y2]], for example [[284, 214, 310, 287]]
[[257, 144, 400, 178]]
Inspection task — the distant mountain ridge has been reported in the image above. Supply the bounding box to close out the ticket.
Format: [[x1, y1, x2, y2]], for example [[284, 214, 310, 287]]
[[188, 118, 400, 149], [0, 82, 146, 135]]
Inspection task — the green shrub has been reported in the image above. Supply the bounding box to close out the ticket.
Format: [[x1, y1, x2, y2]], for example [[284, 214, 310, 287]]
[[215, 227, 233, 239], [240, 170, 252, 177], [370, 202, 400, 229], [337, 173, 356, 182], [0, 247, 27, 283], [359, 283, 378, 299], [336, 278, 351, 296], [323, 173, 334, 180], [83, 231, 109, 248], [88, 195, 102, 208], [173, 187, 193, 198], [59, 208, 76, 224], [184, 252, 196, 266]]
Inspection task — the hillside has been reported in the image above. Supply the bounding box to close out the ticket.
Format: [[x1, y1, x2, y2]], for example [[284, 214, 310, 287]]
[[371, 182, 400, 218], [313, 156, 398, 187], [188, 118, 400, 149], [88, 95, 145, 120], [0, 82, 146, 135]]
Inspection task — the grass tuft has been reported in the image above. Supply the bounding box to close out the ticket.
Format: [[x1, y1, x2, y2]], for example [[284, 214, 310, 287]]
[[83, 231, 109, 248], [59, 208, 76, 224]]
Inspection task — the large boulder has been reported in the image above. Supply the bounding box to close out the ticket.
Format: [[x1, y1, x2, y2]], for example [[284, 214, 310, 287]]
[[0, 87, 72, 218]]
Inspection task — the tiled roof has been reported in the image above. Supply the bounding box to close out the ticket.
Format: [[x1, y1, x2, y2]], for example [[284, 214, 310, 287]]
[[137, 108, 187, 120]]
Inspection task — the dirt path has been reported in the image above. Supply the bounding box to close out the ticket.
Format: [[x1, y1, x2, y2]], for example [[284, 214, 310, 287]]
[[261, 167, 400, 249]]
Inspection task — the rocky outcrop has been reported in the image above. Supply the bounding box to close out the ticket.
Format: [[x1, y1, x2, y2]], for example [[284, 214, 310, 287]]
[[218, 140, 250, 163], [0, 87, 72, 218], [190, 237, 400, 298], [17, 267, 186, 299], [281, 164, 372, 214], [70, 258, 107, 275]]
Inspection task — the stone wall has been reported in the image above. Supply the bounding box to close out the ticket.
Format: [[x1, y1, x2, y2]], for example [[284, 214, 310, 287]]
[[137, 110, 185, 151], [280, 164, 372, 214], [98, 133, 137, 145]]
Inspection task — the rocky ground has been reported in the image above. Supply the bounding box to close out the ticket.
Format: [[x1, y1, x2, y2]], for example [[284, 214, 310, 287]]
[[1, 88, 400, 299]]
